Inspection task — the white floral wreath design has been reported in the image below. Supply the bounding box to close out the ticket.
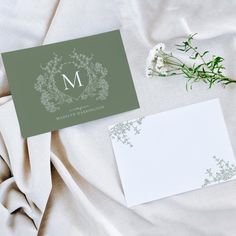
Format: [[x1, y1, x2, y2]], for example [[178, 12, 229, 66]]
[[34, 49, 109, 113]]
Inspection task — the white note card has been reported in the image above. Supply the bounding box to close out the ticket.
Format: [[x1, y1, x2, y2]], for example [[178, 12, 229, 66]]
[[109, 99, 236, 207]]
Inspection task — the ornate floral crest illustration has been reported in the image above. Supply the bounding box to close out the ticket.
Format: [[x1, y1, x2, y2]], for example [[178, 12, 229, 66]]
[[34, 49, 109, 112], [202, 156, 236, 187], [109, 117, 144, 147]]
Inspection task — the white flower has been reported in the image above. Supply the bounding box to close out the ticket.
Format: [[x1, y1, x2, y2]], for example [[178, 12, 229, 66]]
[[155, 57, 164, 69], [145, 43, 169, 78], [156, 67, 168, 76], [145, 66, 153, 78], [145, 52, 155, 78], [153, 43, 165, 52], [146, 53, 154, 67]]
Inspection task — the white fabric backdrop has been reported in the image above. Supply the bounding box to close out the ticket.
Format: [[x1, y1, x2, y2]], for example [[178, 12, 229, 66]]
[[0, 0, 236, 235]]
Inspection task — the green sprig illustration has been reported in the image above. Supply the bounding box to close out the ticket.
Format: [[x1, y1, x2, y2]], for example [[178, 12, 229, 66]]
[[109, 118, 144, 147], [146, 34, 236, 90], [203, 156, 236, 187]]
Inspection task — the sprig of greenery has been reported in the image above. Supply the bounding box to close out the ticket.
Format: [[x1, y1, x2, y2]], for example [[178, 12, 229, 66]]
[[203, 156, 236, 187], [146, 34, 236, 90]]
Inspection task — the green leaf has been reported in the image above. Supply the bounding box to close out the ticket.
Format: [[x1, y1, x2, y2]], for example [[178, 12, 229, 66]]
[[175, 44, 185, 47], [177, 48, 185, 51], [193, 63, 204, 73], [190, 52, 199, 59], [201, 51, 209, 57]]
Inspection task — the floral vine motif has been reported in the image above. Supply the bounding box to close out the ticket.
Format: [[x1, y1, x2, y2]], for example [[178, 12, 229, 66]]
[[34, 49, 109, 113], [202, 156, 236, 187], [109, 118, 144, 147]]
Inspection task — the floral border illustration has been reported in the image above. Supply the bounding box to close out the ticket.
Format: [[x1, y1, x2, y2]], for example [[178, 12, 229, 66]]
[[109, 117, 144, 147], [202, 156, 236, 187], [34, 49, 109, 113]]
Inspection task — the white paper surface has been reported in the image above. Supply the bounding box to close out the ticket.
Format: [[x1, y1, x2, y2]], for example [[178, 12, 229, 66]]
[[109, 99, 236, 207], [2, 1, 236, 235]]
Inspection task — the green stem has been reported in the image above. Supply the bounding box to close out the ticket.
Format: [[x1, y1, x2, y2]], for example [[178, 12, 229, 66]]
[[188, 44, 207, 64]]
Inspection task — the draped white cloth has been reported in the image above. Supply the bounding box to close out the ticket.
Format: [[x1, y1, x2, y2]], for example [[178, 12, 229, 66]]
[[1, 0, 236, 235]]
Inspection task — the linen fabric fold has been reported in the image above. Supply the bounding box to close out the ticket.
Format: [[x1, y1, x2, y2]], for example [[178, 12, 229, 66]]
[[1, 0, 236, 235]]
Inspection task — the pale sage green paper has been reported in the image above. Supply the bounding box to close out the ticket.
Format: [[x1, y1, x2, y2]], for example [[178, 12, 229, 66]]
[[2, 30, 139, 137]]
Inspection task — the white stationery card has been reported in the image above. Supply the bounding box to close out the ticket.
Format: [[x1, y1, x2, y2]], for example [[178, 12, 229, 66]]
[[109, 99, 236, 207]]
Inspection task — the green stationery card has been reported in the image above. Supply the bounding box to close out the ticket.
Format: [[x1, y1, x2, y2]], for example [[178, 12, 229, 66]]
[[2, 30, 139, 137]]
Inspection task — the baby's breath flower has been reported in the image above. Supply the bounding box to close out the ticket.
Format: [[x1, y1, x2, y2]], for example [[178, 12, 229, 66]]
[[145, 34, 236, 89], [145, 66, 153, 78], [146, 43, 171, 77], [157, 67, 168, 76], [155, 58, 164, 70], [153, 43, 165, 52]]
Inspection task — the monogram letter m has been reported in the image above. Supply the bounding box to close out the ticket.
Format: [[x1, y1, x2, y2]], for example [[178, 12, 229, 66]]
[[61, 71, 83, 90]]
